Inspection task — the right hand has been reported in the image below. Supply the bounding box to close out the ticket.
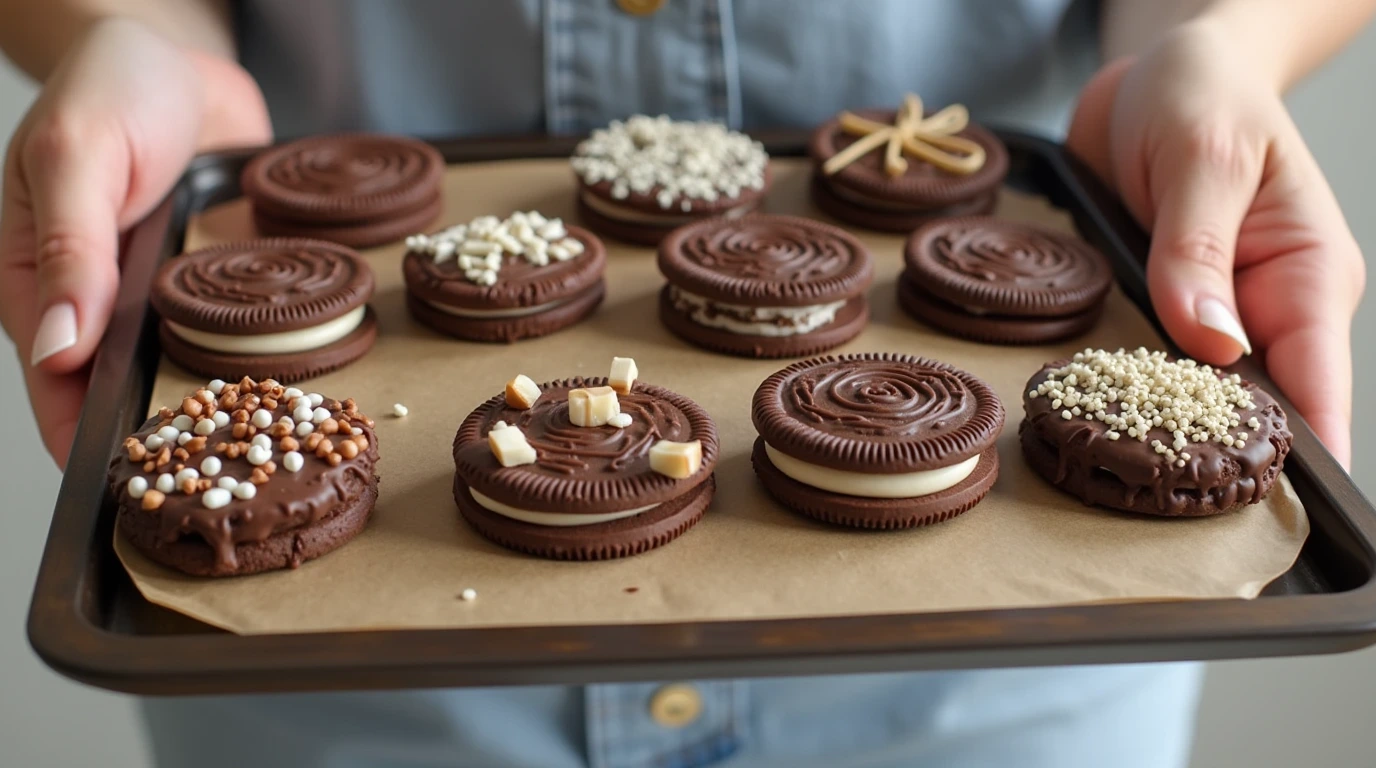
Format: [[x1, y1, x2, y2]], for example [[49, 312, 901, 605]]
[[0, 18, 270, 468]]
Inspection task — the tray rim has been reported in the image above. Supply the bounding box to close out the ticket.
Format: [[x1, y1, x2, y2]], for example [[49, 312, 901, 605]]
[[26, 129, 1376, 695]]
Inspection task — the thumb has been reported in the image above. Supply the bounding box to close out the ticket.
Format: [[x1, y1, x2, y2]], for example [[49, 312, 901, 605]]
[[23, 121, 127, 372], [1145, 129, 1264, 364]]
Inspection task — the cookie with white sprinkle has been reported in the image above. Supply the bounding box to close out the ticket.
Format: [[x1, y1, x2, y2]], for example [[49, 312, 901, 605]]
[[1019, 348, 1292, 517], [403, 212, 607, 342], [572, 115, 771, 246], [109, 378, 379, 577]]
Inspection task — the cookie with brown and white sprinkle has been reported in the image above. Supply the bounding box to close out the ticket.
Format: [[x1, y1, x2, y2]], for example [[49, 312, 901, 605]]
[[1019, 348, 1292, 517], [109, 377, 379, 577], [572, 115, 771, 246]]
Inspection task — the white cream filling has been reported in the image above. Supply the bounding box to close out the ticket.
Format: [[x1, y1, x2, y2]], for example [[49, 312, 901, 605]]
[[167, 306, 366, 355], [424, 296, 573, 319], [670, 287, 846, 337], [764, 442, 979, 498], [470, 488, 657, 527], [580, 190, 752, 225]]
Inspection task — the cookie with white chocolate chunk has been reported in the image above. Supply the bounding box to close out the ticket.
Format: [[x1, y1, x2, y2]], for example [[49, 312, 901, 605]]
[[1019, 348, 1292, 516], [403, 211, 607, 342], [452, 357, 718, 560], [109, 377, 379, 577]]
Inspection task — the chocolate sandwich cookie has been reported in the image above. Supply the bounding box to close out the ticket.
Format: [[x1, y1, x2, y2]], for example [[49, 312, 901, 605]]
[[751, 353, 1005, 528], [809, 94, 1008, 232], [899, 217, 1114, 344], [152, 238, 377, 380], [657, 214, 874, 358], [453, 360, 718, 560], [1020, 348, 1293, 517], [403, 211, 607, 342], [243, 133, 444, 249], [572, 115, 770, 245], [109, 377, 379, 576]]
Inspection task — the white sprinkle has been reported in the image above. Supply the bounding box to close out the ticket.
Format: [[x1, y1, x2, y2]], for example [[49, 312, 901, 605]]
[[460, 588, 477, 602], [251, 434, 272, 450], [144, 434, 165, 452], [201, 488, 232, 509], [293, 405, 314, 424], [157, 425, 179, 442], [311, 407, 331, 424], [351, 427, 363, 436], [126, 477, 148, 500], [251, 409, 273, 429], [283, 451, 304, 473], [393, 403, 409, 418], [174, 468, 199, 486], [155, 473, 175, 493], [284, 387, 304, 400], [194, 418, 216, 436], [208, 379, 226, 395], [212, 411, 230, 428], [172, 415, 195, 431], [232, 482, 257, 500], [609, 412, 632, 428], [295, 422, 315, 437], [200, 456, 222, 476], [291, 396, 311, 411], [308, 393, 324, 407], [177, 431, 193, 446], [217, 476, 239, 490], [246, 445, 272, 466]]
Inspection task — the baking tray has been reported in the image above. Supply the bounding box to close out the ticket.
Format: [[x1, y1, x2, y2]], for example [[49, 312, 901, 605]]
[[27, 131, 1376, 695]]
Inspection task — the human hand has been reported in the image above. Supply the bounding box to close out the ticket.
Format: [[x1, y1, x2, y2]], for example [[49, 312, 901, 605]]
[[0, 18, 269, 467], [1067, 20, 1366, 469]]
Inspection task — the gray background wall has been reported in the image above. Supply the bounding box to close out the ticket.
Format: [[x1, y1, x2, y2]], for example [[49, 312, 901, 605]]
[[1, 23, 1374, 768]]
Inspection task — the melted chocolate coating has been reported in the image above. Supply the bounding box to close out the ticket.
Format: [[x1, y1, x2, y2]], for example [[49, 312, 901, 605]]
[[107, 379, 379, 571], [1020, 363, 1292, 515], [752, 353, 1005, 473]]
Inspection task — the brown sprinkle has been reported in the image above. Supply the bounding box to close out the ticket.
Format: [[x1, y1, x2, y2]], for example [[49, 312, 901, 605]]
[[173, 463, 185, 472], [173, 447, 190, 461], [352, 435, 370, 452], [158, 406, 176, 420], [195, 389, 215, 405], [250, 469, 269, 485], [125, 440, 147, 462], [231, 422, 248, 439], [232, 409, 250, 424], [338, 440, 359, 459], [269, 422, 290, 438], [320, 418, 339, 435], [315, 439, 334, 458], [280, 436, 299, 452], [239, 376, 256, 391], [142, 460, 155, 473], [141, 490, 165, 511], [181, 397, 203, 418], [196, 478, 212, 492], [327, 452, 342, 466], [214, 442, 228, 453], [224, 444, 241, 459], [180, 478, 197, 495], [261, 397, 277, 411], [264, 460, 277, 474], [304, 433, 323, 451], [185, 436, 207, 454]]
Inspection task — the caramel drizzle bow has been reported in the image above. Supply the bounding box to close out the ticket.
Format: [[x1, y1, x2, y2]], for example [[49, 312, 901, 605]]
[[822, 93, 986, 177]]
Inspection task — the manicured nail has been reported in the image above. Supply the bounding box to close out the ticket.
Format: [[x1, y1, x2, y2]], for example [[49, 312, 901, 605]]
[[1196, 297, 1252, 356], [31, 301, 78, 366]]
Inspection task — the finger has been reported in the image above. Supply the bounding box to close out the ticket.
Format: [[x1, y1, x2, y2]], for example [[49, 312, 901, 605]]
[[1261, 323, 1352, 469], [20, 118, 127, 373], [1145, 126, 1265, 365], [1065, 56, 1134, 186], [23, 363, 90, 469]]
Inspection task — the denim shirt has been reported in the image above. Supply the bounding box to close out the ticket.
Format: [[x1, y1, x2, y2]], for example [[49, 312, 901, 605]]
[[147, 3, 1207, 767]]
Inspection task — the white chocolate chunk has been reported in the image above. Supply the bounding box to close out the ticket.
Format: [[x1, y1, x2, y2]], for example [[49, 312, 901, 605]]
[[568, 386, 619, 428], [609, 412, 632, 429], [650, 439, 702, 479], [488, 424, 538, 467], [609, 357, 638, 394], [505, 375, 541, 409]]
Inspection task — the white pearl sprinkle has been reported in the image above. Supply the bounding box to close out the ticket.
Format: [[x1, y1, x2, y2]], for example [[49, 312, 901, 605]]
[[144, 434, 165, 452], [246, 445, 272, 466], [293, 405, 314, 424], [172, 414, 195, 431], [208, 379, 226, 395], [460, 588, 477, 601], [283, 387, 304, 400], [200, 456, 222, 476], [174, 468, 199, 486], [155, 473, 175, 493], [283, 451, 305, 473], [156, 425, 180, 442], [251, 434, 272, 449], [212, 411, 230, 428], [311, 407, 331, 424], [393, 403, 409, 418], [291, 396, 311, 411], [232, 482, 257, 500], [251, 409, 273, 429], [176, 431, 193, 446], [308, 393, 324, 407], [201, 488, 232, 509], [194, 418, 216, 436], [126, 477, 148, 499], [296, 422, 315, 437], [351, 427, 363, 436], [217, 476, 239, 490], [609, 412, 632, 428]]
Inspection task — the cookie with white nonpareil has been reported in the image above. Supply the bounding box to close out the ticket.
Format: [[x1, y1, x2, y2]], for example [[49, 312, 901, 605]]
[[1020, 348, 1292, 516], [452, 358, 718, 560], [151, 238, 377, 380], [572, 115, 771, 245], [109, 378, 379, 577], [403, 211, 607, 342]]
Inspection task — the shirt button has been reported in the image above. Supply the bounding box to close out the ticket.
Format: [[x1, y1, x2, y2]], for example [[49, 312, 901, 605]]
[[617, 0, 666, 16], [649, 683, 703, 728]]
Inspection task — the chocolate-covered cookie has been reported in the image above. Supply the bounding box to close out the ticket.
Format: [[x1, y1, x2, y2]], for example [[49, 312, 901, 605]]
[[1020, 348, 1292, 516], [657, 214, 873, 358], [243, 133, 444, 249], [809, 95, 1008, 232], [572, 115, 770, 245], [403, 211, 607, 342], [109, 378, 379, 577], [151, 238, 377, 380], [453, 362, 718, 560], [751, 353, 1005, 528], [899, 217, 1114, 344]]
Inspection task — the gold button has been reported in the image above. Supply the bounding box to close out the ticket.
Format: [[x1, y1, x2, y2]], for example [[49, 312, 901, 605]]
[[617, 0, 666, 16], [649, 684, 702, 728]]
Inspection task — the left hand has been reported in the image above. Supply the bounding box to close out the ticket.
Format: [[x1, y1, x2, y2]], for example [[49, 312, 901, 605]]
[[1067, 19, 1366, 469]]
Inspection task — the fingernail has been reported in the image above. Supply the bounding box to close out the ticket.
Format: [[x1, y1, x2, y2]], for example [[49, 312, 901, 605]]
[[1196, 297, 1252, 356], [31, 301, 78, 366]]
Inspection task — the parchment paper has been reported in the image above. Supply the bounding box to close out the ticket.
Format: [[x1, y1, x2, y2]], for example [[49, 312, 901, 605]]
[[116, 159, 1309, 634]]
